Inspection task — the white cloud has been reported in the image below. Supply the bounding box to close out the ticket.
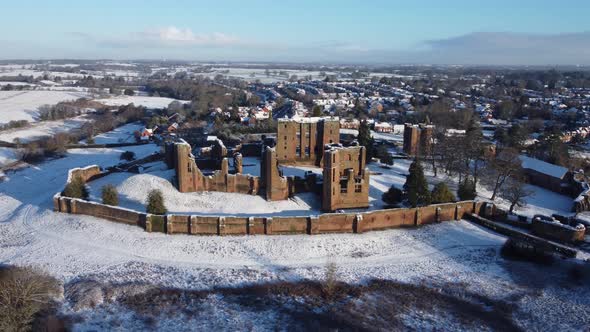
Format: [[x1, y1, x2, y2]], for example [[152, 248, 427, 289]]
[[140, 26, 239, 46]]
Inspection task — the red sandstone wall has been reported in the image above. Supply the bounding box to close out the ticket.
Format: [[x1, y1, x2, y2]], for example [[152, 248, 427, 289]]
[[67, 198, 147, 227], [67, 165, 102, 183], [55, 194, 485, 237], [167, 215, 190, 234], [221, 217, 249, 235], [362, 208, 416, 231], [190, 216, 219, 235], [317, 213, 355, 233], [268, 216, 308, 234]]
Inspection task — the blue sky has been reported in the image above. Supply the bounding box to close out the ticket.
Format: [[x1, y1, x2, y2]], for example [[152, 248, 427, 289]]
[[1, 0, 590, 64]]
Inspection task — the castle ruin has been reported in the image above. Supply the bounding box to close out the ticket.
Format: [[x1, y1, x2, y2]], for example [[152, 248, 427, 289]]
[[403, 123, 434, 156], [166, 117, 370, 212], [322, 146, 370, 211], [276, 117, 340, 166]]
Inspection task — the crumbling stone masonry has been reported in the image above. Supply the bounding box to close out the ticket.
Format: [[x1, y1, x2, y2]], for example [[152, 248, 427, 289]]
[[174, 141, 260, 195], [403, 123, 434, 156], [276, 117, 340, 166], [322, 146, 370, 211], [67, 165, 102, 183], [261, 146, 291, 201]]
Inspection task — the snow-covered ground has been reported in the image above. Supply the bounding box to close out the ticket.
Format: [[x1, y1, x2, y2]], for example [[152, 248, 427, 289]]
[[94, 96, 190, 109], [0, 90, 92, 124], [81, 122, 144, 144], [0, 124, 588, 330], [0, 68, 90, 79], [86, 163, 319, 216], [0, 115, 92, 143], [0, 147, 18, 168], [340, 128, 404, 142]]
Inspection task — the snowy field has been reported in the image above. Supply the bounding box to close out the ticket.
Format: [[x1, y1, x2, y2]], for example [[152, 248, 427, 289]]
[[94, 95, 190, 109], [81, 122, 144, 144], [0, 90, 92, 124], [0, 68, 89, 79], [0, 147, 18, 168], [0, 124, 588, 330], [0, 115, 92, 143]]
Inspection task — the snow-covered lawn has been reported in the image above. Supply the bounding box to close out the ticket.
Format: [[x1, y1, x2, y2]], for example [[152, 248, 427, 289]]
[[0, 143, 159, 208], [81, 122, 144, 144], [94, 95, 190, 109], [86, 163, 320, 216], [367, 159, 575, 217], [0, 90, 92, 124]]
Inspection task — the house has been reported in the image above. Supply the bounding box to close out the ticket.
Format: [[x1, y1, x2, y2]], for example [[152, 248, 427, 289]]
[[140, 127, 155, 141], [167, 122, 179, 133], [519, 155, 572, 193], [374, 122, 393, 133], [340, 118, 360, 129]]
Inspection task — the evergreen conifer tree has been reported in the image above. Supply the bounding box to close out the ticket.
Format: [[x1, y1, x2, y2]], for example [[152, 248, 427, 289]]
[[458, 177, 477, 201], [63, 176, 89, 199], [403, 159, 431, 207], [431, 182, 456, 204], [358, 120, 375, 161], [101, 184, 119, 206], [146, 189, 167, 215]]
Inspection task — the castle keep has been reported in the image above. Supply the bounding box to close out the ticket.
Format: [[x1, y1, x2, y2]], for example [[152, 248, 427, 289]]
[[322, 146, 370, 211], [276, 117, 340, 166], [403, 123, 434, 156]]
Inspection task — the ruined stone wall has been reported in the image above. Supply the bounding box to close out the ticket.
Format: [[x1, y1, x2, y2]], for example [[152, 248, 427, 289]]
[[67, 165, 102, 183], [54, 194, 147, 227], [276, 118, 339, 166], [403, 123, 434, 156], [403, 124, 419, 155], [531, 219, 586, 243], [322, 146, 370, 211], [173, 142, 260, 195], [261, 146, 291, 201]]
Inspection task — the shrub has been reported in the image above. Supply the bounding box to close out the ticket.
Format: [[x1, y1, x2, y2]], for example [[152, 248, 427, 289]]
[[101, 184, 119, 206], [120, 151, 136, 161], [381, 152, 394, 166], [458, 177, 476, 201], [431, 182, 456, 204], [0, 266, 61, 332], [124, 88, 135, 96], [382, 186, 403, 206], [63, 176, 89, 199], [146, 189, 167, 215], [322, 262, 338, 299]]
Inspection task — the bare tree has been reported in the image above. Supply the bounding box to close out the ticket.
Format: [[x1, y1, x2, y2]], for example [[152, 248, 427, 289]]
[[482, 148, 522, 201], [501, 177, 534, 213]]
